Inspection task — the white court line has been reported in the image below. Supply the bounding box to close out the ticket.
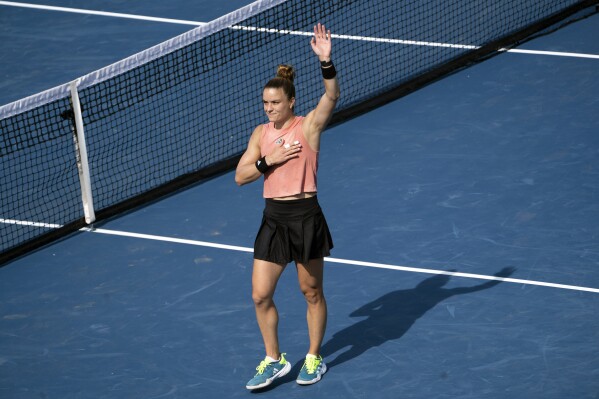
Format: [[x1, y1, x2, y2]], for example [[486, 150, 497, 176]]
[[82, 227, 599, 294], [0, 1, 208, 26], [230, 26, 480, 50], [500, 48, 599, 59], [82, 227, 254, 254], [2, 1, 599, 59], [2, 218, 598, 293]]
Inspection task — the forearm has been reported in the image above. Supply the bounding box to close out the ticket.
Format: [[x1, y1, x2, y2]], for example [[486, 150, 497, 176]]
[[319, 56, 340, 101], [323, 74, 340, 101], [235, 162, 262, 186], [235, 153, 279, 186]]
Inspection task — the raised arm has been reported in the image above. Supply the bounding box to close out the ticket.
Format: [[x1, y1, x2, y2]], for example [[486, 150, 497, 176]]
[[304, 23, 340, 148]]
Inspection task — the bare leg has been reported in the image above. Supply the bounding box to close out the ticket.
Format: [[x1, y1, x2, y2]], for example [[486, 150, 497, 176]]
[[296, 258, 327, 355], [252, 259, 286, 359]]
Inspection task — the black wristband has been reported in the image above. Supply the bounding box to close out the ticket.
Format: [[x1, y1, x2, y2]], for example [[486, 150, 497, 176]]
[[320, 60, 336, 80], [255, 156, 270, 173]]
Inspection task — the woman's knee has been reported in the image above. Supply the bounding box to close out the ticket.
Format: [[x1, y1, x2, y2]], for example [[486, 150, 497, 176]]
[[301, 285, 325, 305], [252, 260, 284, 307], [252, 289, 274, 307]]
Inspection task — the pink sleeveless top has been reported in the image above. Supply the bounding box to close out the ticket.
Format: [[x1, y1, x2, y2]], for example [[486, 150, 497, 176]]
[[260, 116, 318, 198]]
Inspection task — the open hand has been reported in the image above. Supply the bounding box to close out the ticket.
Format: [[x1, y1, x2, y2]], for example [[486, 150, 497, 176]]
[[310, 23, 332, 61], [266, 139, 302, 166]]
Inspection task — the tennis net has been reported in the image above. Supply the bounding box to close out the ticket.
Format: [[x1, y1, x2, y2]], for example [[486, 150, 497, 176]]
[[1, 0, 597, 264]]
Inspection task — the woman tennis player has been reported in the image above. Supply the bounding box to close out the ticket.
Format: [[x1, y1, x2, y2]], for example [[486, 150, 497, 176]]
[[235, 23, 340, 390]]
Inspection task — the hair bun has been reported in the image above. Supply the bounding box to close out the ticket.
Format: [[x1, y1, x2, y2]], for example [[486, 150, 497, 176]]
[[276, 64, 295, 83]]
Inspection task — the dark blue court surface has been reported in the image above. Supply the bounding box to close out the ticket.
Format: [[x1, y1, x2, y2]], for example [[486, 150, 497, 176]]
[[1, 2, 598, 398], [0, 0, 255, 105]]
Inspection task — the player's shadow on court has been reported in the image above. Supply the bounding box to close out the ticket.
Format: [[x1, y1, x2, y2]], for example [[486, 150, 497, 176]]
[[320, 267, 515, 369]]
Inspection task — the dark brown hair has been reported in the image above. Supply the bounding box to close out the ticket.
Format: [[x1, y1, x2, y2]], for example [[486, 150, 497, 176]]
[[263, 64, 296, 100]]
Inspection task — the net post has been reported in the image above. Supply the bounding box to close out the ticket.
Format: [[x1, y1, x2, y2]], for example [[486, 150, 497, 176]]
[[68, 79, 96, 225]]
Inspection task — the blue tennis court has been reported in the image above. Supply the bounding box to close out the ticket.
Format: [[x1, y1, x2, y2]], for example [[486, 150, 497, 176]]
[[1, 1, 598, 398]]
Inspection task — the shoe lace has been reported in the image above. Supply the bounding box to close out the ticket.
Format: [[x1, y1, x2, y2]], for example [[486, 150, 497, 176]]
[[304, 356, 320, 374], [255, 360, 270, 375], [255, 353, 286, 375]]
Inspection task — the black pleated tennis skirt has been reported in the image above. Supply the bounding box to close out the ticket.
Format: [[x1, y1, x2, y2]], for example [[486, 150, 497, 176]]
[[253, 196, 333, 265]]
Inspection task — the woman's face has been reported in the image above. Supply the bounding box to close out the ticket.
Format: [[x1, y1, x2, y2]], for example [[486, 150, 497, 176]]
[[263, 87, 295, 125]]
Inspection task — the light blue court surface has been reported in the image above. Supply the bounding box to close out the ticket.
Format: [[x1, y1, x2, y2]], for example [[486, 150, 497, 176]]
[[1, 2, 599, 398]]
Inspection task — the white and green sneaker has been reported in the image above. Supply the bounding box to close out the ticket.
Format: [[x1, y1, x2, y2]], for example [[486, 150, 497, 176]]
[[245, 353, 291, 390], [296, 354, 327, 385]]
